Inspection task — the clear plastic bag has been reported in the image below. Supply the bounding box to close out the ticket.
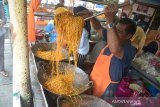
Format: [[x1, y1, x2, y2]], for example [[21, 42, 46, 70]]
[[133, 52, 160, 77]]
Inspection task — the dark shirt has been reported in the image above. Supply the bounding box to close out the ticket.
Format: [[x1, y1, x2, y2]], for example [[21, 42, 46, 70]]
[[143, 41, 158, 54], [101, 28, 136, 98]]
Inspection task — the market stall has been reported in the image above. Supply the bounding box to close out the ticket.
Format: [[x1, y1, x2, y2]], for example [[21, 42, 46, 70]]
[[29, 1, 112, 106], [131, 52, 160, 93], [9, 0, 160, 106], [30, 0, 160, 106]]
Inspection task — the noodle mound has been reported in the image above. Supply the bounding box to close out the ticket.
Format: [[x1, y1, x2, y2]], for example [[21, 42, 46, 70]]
[[44, 70, 76, 95]]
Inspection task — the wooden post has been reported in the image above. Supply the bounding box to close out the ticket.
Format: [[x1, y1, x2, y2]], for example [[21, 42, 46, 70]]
[[146, 9, 157, 35], [8, 0, 33, 107]]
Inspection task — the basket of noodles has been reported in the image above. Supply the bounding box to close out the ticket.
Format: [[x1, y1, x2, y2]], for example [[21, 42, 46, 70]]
[[31, 43, 69, 61], [37, 62, 93, 96]]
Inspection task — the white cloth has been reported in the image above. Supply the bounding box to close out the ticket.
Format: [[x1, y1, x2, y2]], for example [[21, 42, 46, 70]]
[[78, 28, 89, 55]]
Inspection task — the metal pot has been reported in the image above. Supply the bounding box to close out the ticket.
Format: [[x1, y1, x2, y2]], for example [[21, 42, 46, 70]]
[[31, 43, 69, 61], [57, 94, 113, 107], [37, 61, 93, 96]]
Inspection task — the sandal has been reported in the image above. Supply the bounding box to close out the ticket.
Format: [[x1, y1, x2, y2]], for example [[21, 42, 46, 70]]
[[0, 71, 8, 77]]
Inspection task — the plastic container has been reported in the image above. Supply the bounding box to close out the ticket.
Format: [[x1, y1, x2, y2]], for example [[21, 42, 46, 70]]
[[144, 82, 160, 97]]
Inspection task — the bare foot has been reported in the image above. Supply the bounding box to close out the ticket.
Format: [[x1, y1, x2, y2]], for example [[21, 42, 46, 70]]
[[0, 71, 8, 77]]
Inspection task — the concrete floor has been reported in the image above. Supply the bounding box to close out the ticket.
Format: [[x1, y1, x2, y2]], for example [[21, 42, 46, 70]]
[[0, 42, 13, 107], [0, 41, 47, 107], [0, 23, 47, 107]]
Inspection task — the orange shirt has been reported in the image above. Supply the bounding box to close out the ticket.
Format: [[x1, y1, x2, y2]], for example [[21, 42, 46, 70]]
[[28, 0, 40, 42]]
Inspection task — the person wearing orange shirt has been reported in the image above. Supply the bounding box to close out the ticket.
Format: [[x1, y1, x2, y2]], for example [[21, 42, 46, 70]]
[[28, 0, 41, 42]]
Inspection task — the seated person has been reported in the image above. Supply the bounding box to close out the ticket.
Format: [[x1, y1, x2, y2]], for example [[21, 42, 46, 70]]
[[143, 41, 160, 56], [143, 34, 160, 57], [45, 20, 57, 43], [88, 4, 137, 99], [131, 26, 146, 56]]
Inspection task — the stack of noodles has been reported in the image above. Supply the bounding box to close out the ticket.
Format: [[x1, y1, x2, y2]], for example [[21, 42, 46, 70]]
[[42, 8, 85, 96]]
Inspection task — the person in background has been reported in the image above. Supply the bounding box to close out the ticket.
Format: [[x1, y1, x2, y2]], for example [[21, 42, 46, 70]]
[[46, 6, 91, 69], [59, 0, 64, 5], [131, 26, 146, 56], [28, 0, 41, 42], [73, 6, 91, 69], [80, 10, 108, 63], [45, 5, 68, 43], [89, 4, 137, 99], [0, 2, 8, 77], [143, 41, 160, 56], [45, 20, 57, 43], [120, 12, 127, 19], [143, 34, 160, 57]]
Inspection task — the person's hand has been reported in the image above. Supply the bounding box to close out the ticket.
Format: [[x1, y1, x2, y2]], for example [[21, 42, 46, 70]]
[[103, 3, 118, 23], [76, 10, 93, 19]]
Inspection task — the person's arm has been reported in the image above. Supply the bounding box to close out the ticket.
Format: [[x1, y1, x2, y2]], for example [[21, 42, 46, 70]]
[[104, 4, 124, 59], [90, 18, 103, 37], [77, 10, 103, 37]]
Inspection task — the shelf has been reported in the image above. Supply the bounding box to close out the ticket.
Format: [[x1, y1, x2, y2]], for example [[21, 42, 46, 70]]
[[34, 12, 54, 17], [79, 0, 111, 5]]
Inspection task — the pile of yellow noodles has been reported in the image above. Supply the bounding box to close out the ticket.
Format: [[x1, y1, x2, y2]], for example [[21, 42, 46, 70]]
[[43, 11, 84, 96], [44, 70, 77, 95]]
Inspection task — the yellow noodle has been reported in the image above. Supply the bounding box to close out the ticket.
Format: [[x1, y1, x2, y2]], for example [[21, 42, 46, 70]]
[[36, 50, 63, 61], [54, 11, 84, 66], [43, 11, 84, 97], [44, 70, 76, 95]]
